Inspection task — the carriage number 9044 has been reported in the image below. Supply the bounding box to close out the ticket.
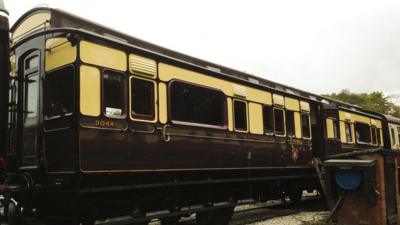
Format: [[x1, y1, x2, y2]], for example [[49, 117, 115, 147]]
[[95, 120, 115, 128]]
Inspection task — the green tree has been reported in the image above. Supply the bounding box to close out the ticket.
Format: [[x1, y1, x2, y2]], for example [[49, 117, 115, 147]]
[[322, 89, 398, 116], [391, 105, 400, 117]]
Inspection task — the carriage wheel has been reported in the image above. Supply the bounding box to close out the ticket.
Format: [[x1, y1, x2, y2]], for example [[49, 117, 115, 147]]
[[160, 216, 180, 225], [288, 189, 303, 203], [196, 207, 234, 225]]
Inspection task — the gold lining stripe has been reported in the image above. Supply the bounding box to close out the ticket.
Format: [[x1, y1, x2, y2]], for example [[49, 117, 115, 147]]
[[80, 165, 314, 173]]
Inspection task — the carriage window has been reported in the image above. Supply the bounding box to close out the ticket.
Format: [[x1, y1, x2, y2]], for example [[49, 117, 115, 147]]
[[398, 127, 400, 145], [371, 127, 378, 145], [25, 74, 39, 119], [333, 119, 340, 139], [355, 122, 371, 144], [131, 77, 154, 120], [25, 55, 39, 70], [263, 105, 274, 134], [345, 122, 353, 143], [103, 71, 125, 118], [234, 100, 247, 131], [391, 128, 396, 145], [286, 111, 295, 137], [377, 128, 382, 145], [301, 113, 311, 138], [170, 81, 226, 127], [44, 66, 74, 118], [274, 108, 285, 135]]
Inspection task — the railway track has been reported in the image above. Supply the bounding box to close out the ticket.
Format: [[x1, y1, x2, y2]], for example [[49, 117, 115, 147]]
[[227, 196, 326, 225], [178, 196, 326, 225], [96, 194, 327, 225]]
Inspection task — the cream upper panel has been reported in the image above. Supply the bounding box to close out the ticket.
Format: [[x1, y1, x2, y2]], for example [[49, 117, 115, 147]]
[[300, 101, 310, 112], [339, 111, 370, 124], [159, 63, 272, 105], [80, 41, 127, 71], [12, 12, 51, 43], [285, 97, 300, 111], [45, 38, 77, 72], [273, 94, 284, 106], [338, 110, 382, 128]]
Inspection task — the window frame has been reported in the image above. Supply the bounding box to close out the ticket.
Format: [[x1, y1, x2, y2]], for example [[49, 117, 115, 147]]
[[285, 110, 296, 137], [23, 53, 40, 121], [391, 128, 396, 146], [301, 112, 312, 139], [326, 117, 339, 140], [168, 79, 228, 130], [377, 128, 382, 146], [129, 75, 157, 122], [102, 69, 127, 119], [370, 126, 379, 146], [397, 126, 400, 146], [25, 55, 39, 71], [233, 99, 248, 132], [262, 105, 274, 135], [44, 64, 75, 120], [25, 73, 39, 119], [354, 122, 372, 145], [344, 121, 354, 144], [273, 107, 286, 137]]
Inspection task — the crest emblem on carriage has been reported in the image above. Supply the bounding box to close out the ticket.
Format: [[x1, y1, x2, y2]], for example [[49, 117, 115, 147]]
[[291, 145, 299, 162]]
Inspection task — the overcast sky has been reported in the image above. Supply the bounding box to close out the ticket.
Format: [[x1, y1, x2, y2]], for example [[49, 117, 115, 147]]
[[5, 0, 400, 103]]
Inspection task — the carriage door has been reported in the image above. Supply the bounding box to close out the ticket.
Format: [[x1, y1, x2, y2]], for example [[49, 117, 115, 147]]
[[20, 51, 40, 166], [321, 104, 341, 156]]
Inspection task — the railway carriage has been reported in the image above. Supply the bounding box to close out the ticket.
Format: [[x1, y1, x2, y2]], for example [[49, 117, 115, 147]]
[[4, 7, 321, 225], [322, 105, 385, 155], [0, 6, 399, 225]]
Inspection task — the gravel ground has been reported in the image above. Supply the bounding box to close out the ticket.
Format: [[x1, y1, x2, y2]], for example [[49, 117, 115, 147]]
[[248, 211, 330, 225]]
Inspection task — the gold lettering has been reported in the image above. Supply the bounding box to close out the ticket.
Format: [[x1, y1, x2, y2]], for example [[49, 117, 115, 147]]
[[95, 119, 115, 128]]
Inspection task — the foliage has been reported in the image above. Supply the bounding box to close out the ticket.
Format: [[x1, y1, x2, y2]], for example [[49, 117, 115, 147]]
[[322, 89, 400, 117], [392, 105, 400, 117]]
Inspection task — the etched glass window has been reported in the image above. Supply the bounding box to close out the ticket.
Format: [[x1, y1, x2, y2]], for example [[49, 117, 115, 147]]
[[103, 71, 125, 118]]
